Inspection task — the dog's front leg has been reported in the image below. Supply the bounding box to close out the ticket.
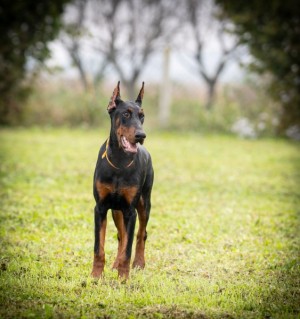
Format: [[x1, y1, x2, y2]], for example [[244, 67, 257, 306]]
[[91, 204, 107, 279], [117, 209, 137, 279], [112, 210, 125, 270], [133, 196, 150, 269]]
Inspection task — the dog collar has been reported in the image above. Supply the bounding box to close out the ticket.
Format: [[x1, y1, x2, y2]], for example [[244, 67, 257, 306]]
[[102, 138, 134, 170]]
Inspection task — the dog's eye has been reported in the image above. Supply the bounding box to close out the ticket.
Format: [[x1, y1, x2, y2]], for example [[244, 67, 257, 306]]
[[123, 112, 130, 118], [139, 114, 145, 122]]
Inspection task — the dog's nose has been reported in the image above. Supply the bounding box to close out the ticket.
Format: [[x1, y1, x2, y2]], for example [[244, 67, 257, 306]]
[[135, 131, 146, 143]]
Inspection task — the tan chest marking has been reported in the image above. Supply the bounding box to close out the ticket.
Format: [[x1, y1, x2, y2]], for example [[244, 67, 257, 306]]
[[96, 181, 138, 204]]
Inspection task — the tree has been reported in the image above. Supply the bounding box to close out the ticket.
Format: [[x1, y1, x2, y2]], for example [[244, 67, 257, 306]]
[[184, 0, 240, 110], [215, 0, 300, 132], [61, 0, 90, 91], [0, 0, 70, 125], [61, 0, 180, 99], [92, 0, 180, 99], [61, 0, 109, 91]]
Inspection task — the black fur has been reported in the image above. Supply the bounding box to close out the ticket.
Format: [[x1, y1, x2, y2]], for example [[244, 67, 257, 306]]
[[91, 82, 154, 279]]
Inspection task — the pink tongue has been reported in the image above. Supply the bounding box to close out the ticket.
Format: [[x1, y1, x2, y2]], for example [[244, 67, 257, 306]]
[[122, 136, 137, 153]]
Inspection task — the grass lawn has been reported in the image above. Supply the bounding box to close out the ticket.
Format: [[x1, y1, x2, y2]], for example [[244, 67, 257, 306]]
[[0, 128, 299, 319]]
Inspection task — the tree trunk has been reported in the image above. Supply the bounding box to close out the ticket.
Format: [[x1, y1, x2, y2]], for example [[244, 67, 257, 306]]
[[77, 62, 89, 92], [204, 80, 216, 111], [124, 79, 137, 101], [159, 46, 172, 127], [70, 50, 89, 92]]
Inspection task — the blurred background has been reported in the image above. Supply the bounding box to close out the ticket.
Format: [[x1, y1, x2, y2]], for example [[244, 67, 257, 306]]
[[0, 0, 299, 139]]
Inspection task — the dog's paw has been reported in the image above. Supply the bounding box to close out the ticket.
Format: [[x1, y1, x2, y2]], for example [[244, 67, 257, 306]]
[[91, 267, 103, 279], [112, 258, 120, 270], [132, 258, 145, 269]]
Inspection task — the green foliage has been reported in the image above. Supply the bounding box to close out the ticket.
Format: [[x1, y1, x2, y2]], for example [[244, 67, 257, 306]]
[[0, 128, 299, 318], [19, 82, 279, 137], [23, 83, 110, 128], [215, 0, 300, 133], [0, 0, 70, 125]]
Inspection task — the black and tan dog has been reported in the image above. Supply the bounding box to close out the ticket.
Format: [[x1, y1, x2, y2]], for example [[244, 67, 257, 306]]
[[91, 81, 154, 279]]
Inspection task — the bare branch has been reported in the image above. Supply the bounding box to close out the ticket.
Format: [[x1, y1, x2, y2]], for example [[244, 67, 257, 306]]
[[184, 0, 241, 109]]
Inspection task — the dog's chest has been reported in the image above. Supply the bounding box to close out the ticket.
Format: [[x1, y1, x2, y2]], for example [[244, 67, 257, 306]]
[[95, 179, 139, 208]]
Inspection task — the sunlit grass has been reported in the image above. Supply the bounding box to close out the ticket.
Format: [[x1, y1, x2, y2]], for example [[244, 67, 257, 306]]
[[0, 128, 299, 318]]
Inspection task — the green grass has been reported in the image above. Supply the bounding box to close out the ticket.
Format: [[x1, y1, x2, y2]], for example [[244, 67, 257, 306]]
[[0, 128, 299, 319]]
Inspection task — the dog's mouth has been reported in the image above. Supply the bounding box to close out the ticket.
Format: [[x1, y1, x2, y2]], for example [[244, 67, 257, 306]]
[[121, 136, 138, 153]]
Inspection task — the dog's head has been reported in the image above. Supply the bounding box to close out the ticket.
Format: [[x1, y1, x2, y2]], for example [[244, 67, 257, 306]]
[[107, 81, 146, 154]]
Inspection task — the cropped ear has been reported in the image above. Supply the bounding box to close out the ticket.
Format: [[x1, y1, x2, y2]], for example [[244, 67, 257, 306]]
[[107, 81, 121, 113], [135, 82, 145, 106]]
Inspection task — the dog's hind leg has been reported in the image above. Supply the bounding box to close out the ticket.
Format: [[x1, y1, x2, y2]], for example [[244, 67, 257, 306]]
[[112, 209, 137, 279], [120, 210, 137, 278], [91, 204, 107, 278]]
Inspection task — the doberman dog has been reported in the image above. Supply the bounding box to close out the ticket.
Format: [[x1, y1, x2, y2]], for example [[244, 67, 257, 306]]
[[91, 81, 154, 279]]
